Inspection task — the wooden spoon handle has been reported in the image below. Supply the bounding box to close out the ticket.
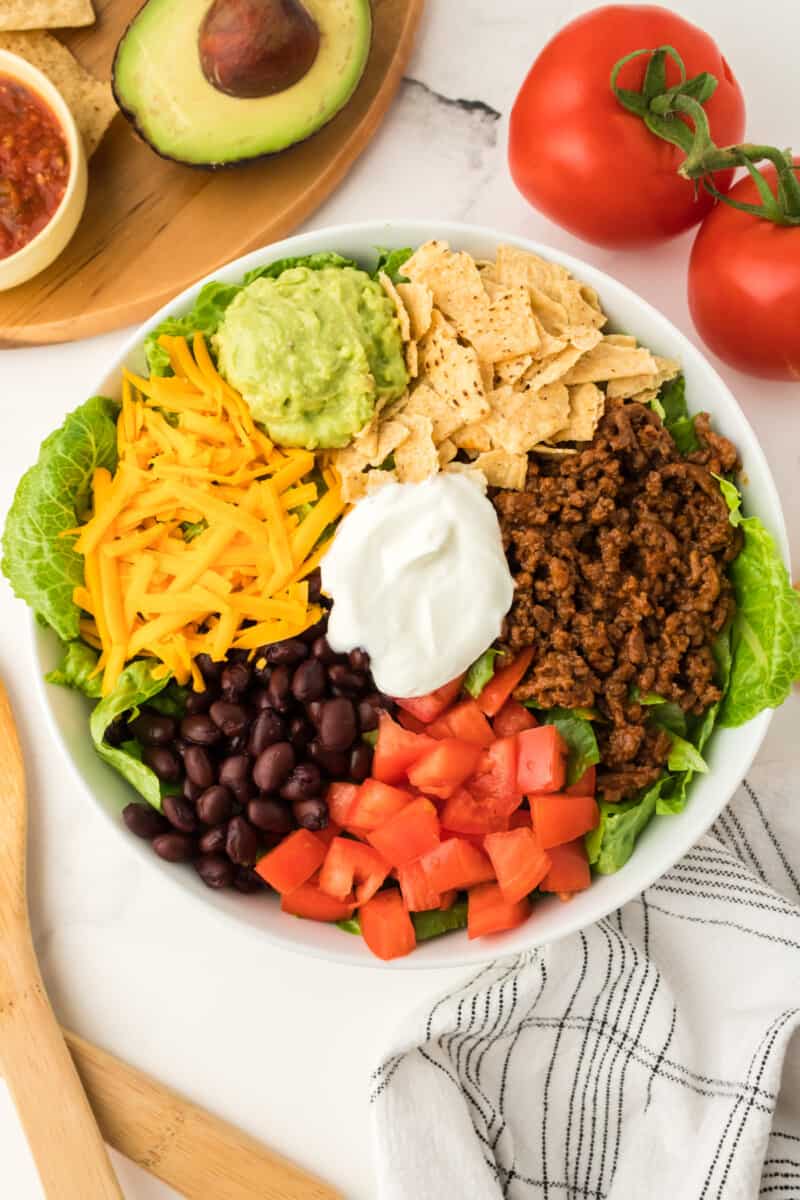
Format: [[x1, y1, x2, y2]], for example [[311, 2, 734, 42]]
[[0, 943, 122, 1198], [64, 1030, 343, 1200]]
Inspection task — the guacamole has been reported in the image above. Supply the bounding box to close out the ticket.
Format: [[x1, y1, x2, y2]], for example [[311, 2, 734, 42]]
[[213, 265, 408, 449]]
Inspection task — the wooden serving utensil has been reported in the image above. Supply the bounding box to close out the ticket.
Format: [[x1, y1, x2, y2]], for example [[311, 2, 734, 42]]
[[0, 680, 123, 1198]]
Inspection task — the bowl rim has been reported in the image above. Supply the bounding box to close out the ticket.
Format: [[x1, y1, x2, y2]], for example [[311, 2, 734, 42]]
[[29, 218, 789, 968], [0, 48, 86, 269]]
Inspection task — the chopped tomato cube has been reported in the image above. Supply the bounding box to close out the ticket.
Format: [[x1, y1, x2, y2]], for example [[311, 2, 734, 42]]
[[516, 725, 567, 794], [565, 765, 596, 797], [326, 782, 359, 827], [539, 838, 591, 893], [367, 797, 440, 868], [407, 738, 482, 799], [467, 882, 531, 939], [477, 648, 534, 717], [440, 788, 509, 835], [319, 837, 390, 904], [397, 709, 428, 734], [428, 698, 495, 747], [397, 859, 441, 911], [394, 674, 466, 724], [439, 888, 458, 910], [372, 712, 436, 784], [508, 808, 532, 829], [530, 793, 599, 849], [469, 736, 521, 816], [315, 819, 342, 847], [483, 828, 551, 904], [359, 890, 416, 960], [492, 698, 537, 738], [255, 829, 327, 894], [281, 882, 356, 922], [348, 778, 412, 830], [419, 836, 495, 892]]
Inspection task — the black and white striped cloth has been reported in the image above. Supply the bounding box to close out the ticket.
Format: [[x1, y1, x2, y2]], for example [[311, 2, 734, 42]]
[[371, 762, 800, 1199]]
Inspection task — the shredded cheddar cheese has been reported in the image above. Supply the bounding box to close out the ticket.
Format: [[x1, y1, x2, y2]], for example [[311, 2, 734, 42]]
[[70, 335, 343, 695]]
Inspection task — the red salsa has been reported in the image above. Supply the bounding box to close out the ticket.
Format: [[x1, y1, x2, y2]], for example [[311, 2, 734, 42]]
[[0, 74, 69, 259]]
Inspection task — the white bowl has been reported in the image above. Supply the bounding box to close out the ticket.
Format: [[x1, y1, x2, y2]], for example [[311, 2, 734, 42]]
[[31, 220, 790, 968], [0, 49, 87, 291]]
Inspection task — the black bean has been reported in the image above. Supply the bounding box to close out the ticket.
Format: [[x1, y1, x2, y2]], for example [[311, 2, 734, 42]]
[[152, 833, 194, 862], [280, 762, 322, 802], [196, 785, 233, 826], [248, 708, 286, 756], [247, 797, 293, 834], [196, 653, 223, 686], [292, 797, 328, 830], [162, 793, 198, 833], [299, 615, 327, 644], [183, 777, 203, 803], [123, 802, 169, 840], [306, 699, 325, 728], [288, 716, 313, 752], [184, 745, 215, 789], [130, 711, 177, 747], [225, 816, 259, 865], [219, 754, 250, 789], [198, 824, 228, 854], [250, 687, 273, 710], [349, 741, 373, 783], [291, 658, 326, 703], [228, 649, 251, 663], [226, 732, 249, 755], [209, 700, 248, 737], [318, 697, 357, 752], [349, 647, 370, 671], [358, 699, 378, 732], [184, 689, 212, 715], [308, 739, 349, 777], [221, 661, 251, 698], [104, 716, 129, 747], [253, 741, 295, 792], [180, 713, 222, 746], [195, 854, 234, 889], [142, 745, 183, 783], [305, 568, 322, 604], [311, 636, 338, 664], [233, 866, 266, 893], [327, 664, 367, 693], [267, 665, 292, 712], [266, 638, 308, 666]]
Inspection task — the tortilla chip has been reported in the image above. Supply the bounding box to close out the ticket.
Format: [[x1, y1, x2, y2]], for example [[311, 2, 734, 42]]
[[469, 286, 541, 363], [604, 334, 638, 347], [527, 284, 570, 336], [437, 438, 457, 466], [442, 462, 488, 492], [378, 272, 411, 342], [0, 31, 115, 155], [494, 354, 533, 387], [555, 279, 607, 335], [561, 338, 658, 385], [401, 240, 487, 328], [531, 444, 578, 456], [605, 356, 680, 400], [394, 413, 439, 483], [401, 381, 473, 444], [473, 451, 529, 491], [552, 382, 605, 443], [484, 382, 570, 453], [0, 0, 94, 31], [451, 422, 492, 454], [495, 244, 572, 294], [417, 311, 488, 423], [405, 340, 418, 379], [396, 282, 434, 340], [522, 344, 585, 390]]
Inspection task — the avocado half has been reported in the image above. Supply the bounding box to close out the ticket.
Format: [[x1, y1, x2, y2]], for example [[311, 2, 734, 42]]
[[112, 0, 372, 168]]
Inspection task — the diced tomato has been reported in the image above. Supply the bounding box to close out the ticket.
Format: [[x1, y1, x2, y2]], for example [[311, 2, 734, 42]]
[[407, 738, 482, 799], [348, 778, 412, 830], [530, 793, 599, 849], [393, 674, 466, 724], [326, 782, 359, 827], [359, 889, 416, 960], [439, 888, 458, 910], [372, 712, 436, 784], [419, 836, 495, 892], [493, 698, 537, 738], [469, 736, 521, 817], [467, 882, 531, 939], [441, 827, 490, 848], [483, 827, 551, 904], [508, 808, 532, 829], [565, 765, 596, 797], [539, 838, 591, 893], [255, 829, 327, 894], [428, 698, 495, 747], [315, 819, 342, 847], [397, 859, 441, 911], [367, 797, 440, 868], [397, 709, 428, 734], [516, 725, 567, 795], [319, 837, 390, 904], [477, 648, 534, 717], [440, 788, 509, 835], [281, 882, 356, 922]]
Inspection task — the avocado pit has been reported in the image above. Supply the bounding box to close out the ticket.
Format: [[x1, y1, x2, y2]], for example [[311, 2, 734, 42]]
[[198, 0, 320, 99]]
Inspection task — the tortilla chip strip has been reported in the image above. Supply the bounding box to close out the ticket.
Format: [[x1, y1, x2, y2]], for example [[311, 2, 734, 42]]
[[0, 0, 94, 31]]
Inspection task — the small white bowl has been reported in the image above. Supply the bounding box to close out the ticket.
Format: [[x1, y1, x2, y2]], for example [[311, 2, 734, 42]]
[[0, 49, 87, 291], [31, 220, 790, 968]]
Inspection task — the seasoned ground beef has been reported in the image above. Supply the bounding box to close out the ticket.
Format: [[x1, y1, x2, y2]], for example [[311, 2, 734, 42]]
[[493, 400, 742, 801]]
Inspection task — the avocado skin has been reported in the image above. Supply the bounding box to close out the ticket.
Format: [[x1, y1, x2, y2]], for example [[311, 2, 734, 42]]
[[111, 0, 373, 171]]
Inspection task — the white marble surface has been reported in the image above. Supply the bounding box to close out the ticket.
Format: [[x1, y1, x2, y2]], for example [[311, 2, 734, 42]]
[[1, 2, 799, 1196]]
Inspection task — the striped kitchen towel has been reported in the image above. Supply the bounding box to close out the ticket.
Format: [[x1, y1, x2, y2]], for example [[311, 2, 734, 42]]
[[371, 762, 800, 1200]]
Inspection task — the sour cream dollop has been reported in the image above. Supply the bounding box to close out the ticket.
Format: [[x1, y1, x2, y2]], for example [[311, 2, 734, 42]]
[[321, 474, 514, 698]]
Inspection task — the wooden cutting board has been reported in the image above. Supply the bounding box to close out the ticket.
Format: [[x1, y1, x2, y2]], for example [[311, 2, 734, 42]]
[[0, 0, 424, 347]]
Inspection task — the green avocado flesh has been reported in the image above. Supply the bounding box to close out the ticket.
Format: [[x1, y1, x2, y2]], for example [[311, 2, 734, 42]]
[[112, 0, 372, 167], [213, 265, 408, 448]]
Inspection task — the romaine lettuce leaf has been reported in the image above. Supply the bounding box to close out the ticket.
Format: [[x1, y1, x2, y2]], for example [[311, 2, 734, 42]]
[[586, 776, 667, 874], [412, 900, 468, 941], [657, 375, 701, 454], [89, 661, 174, 809], [464, 648, 501, 698], [2, 397, 118, 641], [543, 709, 600, 786], [374, 247, 412, 284], [45, 641, 102, 698]]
